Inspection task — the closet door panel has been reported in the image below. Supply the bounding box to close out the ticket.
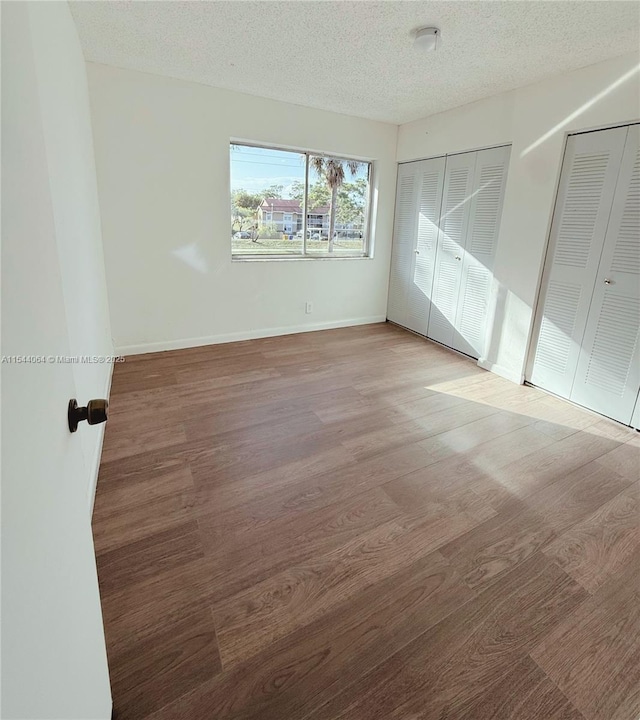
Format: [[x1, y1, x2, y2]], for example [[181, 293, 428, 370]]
[[570, 126, 640, 423], [530, 127, 627, 397], [387, 164, 419, 328], [455, 145, 511, 358], [406, 157, 446, 335], [428, 152, 476, 348]]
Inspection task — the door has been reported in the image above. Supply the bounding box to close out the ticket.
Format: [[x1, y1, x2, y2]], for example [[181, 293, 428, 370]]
[[2, 4, 112, 718], [406, 157, 447, 335], [428, 151, 476, 348], [529, 127, 627, 396], [387, 156, 446, 335], [388, 163, 419, 327], [570, 125, 640, 423], [455, 145, 511, 358], [390, 147, 510, 357]]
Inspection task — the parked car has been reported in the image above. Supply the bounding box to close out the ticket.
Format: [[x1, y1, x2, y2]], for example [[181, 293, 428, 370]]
[[295, 229, 325, 240], [233, 230, 252, 239]]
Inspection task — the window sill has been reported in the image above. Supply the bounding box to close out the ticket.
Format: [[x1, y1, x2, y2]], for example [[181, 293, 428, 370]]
[[232, 254, 372, 262]]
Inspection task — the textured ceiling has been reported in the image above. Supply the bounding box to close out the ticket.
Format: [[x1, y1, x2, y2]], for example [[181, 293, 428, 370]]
[[70, 1, 640, 125]]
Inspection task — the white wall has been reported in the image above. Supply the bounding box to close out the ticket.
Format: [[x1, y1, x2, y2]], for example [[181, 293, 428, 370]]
[[30, 2, 114, 507], [86, 63, 398, 354], [398, 53, 640, 383]]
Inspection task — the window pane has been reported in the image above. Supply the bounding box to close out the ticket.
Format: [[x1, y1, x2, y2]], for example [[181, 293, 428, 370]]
[[230, 144, 306, 255], [306, 155, 370, 255]]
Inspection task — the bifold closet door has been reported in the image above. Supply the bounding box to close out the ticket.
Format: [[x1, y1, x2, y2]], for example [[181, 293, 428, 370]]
[[428, 146, 510, 359], [570, 125, 640, 423], [454, 145, 511, 358], [428, 152, 476, 349], [387, 157, 446, 335], [530, 127, 628, 397], [387, 163, 418, 327]]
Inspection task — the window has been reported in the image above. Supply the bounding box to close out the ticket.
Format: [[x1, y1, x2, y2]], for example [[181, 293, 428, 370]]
[[230, 143, 372, 258]]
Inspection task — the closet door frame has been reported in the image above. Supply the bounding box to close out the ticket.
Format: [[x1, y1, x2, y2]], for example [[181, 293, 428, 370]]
[[389, 143, 511, 357], [387, 162, 421, 329], [570, 124, 640, 424], [525, 121, 640, 424], [527, 126, 627, 397]]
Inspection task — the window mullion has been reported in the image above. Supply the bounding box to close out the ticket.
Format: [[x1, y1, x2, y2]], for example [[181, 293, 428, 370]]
[[303, 153, 309, 256]]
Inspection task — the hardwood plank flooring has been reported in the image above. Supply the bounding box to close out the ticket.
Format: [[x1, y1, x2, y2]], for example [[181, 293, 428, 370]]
[[302, 553, 588, 720], [542, 484, 640, 593], [531, 554, 640, 720], [94, 323, 640, 720], [146, 551, 473, 720]]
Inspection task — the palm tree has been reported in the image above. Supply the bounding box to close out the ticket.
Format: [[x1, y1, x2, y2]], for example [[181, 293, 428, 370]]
[[310, 157, 362, 252]]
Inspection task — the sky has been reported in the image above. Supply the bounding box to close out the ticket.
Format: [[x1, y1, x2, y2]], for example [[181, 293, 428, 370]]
[[230, 145, 305, 197], [230, 144, 369, 198]]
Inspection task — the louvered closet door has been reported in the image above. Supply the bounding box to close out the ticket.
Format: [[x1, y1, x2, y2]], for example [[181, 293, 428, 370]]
[[428, 152, 476, 348], [530, 127, 627, 397], [454, 145, 511, 358], [387, 164, 419, 328], [405, 157, 446, 335], [570, 125, 640, 424]]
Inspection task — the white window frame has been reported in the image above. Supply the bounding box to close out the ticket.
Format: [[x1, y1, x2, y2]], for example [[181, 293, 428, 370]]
[[231, 141, 373, 261]]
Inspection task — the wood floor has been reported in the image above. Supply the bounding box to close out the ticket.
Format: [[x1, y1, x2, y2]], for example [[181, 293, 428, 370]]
[[93, 323, 640, 720]]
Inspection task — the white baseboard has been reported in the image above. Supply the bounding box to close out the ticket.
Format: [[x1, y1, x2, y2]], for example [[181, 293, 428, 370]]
[[87, 362, 114, 517], [477, 359, 524, 385], [115, 316, 388, 356]]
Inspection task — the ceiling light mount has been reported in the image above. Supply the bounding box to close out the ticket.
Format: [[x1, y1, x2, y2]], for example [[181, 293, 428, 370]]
[[413, 26, 440, 52]]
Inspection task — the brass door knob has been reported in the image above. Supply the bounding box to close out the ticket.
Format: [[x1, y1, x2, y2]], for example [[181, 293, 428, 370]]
[[68, 398, 108, 433]]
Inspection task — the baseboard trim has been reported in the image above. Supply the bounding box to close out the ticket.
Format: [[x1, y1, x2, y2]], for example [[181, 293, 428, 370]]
[[115, 316, 388, 356], [477, 359, 524, 385], [87, 362, 114, 517]]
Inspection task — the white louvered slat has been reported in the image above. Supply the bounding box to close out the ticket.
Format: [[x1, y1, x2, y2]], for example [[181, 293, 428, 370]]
[[529, 127, 627, 398], [570, 125, 640, 424], [610, 146, 640, 275], [554, 152, 611, 268], [533, 282, 582, 373], [457, 266, 490, 353], [428, 152, 476, 349], [583, 294, 639, 396], [387, 167, 417, 327], [455, 145, 510, 358], [428, 261, 459, 342], [468, 158, 508, 257], [406, 159, 446, 335]]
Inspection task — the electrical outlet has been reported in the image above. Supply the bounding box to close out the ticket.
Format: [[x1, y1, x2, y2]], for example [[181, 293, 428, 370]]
[[305, 301, 313, 314]]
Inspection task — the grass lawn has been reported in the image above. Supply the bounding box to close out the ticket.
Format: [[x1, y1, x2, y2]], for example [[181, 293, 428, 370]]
[[231, 236, 365, 256]]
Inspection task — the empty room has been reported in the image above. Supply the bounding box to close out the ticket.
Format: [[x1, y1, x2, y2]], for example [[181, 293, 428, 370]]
[[2, 1, 640, 719]]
